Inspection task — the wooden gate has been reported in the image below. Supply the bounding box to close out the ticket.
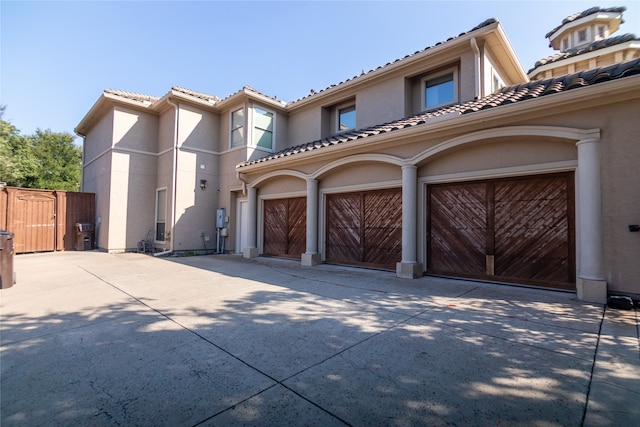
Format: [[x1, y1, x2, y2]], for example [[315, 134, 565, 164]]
[[1, 187, 95, 253], [326, 188, 402, 270], [263, 197, 306, 259], [9, 190, 56, 253], [427, 173, 575, 289]]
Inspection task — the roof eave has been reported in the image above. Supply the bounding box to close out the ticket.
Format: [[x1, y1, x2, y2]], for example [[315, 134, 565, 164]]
[[287, 20, 507, 110], [75, 91, 155, 136], [528, 41, 640, 77], [215, 87, 288, 112], [237, 74, 640, 173]]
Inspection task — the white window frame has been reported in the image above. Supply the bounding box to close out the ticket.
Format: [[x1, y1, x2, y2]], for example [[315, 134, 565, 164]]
[[230, 107, 244, 149], [155, 187, 167, 242], [562, 37, 569, 51], [336, 103, 356, 133], [491, 69, 505, 93], [251, 105, 275, 152], [421, 67, 458, 111]]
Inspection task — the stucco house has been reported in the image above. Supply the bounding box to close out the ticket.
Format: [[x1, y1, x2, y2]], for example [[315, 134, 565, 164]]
[[76, 7, 640, 304]]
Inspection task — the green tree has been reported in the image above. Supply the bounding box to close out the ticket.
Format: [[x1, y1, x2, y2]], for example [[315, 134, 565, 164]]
[[31, 129, 82, 191], [0, 107, 82, 191]]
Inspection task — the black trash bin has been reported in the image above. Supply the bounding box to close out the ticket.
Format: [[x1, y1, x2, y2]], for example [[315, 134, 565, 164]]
[[75, 223, 95, 251], [0, 230, 15, 289]]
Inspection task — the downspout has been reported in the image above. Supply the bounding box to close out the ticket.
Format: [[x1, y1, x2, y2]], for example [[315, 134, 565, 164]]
[[470, 37, 481, 99], [155, 98, 179, 256]]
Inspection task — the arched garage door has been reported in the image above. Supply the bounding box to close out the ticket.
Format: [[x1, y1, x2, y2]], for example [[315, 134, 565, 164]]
[[427, 172, 575, 289], [263, 197, 306, 259], [326, 188, 402, 270]]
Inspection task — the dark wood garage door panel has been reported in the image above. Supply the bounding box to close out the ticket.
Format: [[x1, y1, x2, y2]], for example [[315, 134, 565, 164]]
[[494, 176, 572, 283], [263, 197, 306, 259], [326, 193, 362, 264], [428, 173, 575, 289], [287, 197, 307, 258], [264, 199, 288, 256], [326, 189, 402, 270], [429, 183, 487, 275], [364, 190, 402, 269]]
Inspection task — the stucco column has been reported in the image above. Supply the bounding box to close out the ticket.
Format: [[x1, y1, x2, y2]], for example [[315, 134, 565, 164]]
[[302, 178, 321, 266], [576, 138, 606, 303], [243, 185, 259, 259], [397, 165, 423, 278]]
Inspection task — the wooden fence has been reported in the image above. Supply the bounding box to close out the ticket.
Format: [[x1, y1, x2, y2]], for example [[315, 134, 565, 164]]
[[0, 187, 95, 254]]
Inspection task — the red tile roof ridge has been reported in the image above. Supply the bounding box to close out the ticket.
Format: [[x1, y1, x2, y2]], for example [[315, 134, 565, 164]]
[[104, 89, 159, 103]]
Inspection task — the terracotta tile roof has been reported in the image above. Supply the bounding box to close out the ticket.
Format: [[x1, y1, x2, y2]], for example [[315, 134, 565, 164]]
[[217, 85, 284, 105], [289, 18, 498, 104], [172, 86, 219, 102], [545, 6, 626, 39], [237, 58, 640, 169], [104, 89, 159, 103], [529, 33, 639, 74]]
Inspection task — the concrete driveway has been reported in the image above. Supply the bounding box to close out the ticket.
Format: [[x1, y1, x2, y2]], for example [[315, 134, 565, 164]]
[[1, 251, 638, 426]]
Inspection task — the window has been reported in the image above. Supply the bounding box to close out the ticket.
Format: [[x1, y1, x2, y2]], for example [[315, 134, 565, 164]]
[[338, 105, 356, 131], [252, 107, 274, 150], [422, 69, 457, 110], [562, 37, 569, 51], [578, 29, 587, 43], [155, 188, 167, 242], [597, 26, 606, 39], [492, 71, 504, 92], [230, 108, 244, 148]]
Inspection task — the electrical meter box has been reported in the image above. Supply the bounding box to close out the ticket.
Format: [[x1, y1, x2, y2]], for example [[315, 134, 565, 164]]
[[216, 208, 226, 229]]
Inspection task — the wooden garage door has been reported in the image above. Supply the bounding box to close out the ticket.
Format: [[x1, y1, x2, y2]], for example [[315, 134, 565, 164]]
[[263, 197, 306, 259], [326, 189, 402, 270], [428, 173, 575, 289]]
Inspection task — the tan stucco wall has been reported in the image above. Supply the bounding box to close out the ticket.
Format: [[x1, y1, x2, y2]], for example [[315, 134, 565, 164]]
[[288, 105, 322, 146], [320, 162, 401, 190], [421, 137, 577, 177], [357, 77, 406, 129], [158, 109, 175, 154], [178, 104, 220, 152], [83, 110, 114, 164], [112, 107, 158, 153], [82, 153, 111, 250], [596, 99, 640, 296], [257, 176, 306, 196]]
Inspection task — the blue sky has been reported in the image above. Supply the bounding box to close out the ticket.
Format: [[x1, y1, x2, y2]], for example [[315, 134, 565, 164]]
[[1, 1, 638, 142]]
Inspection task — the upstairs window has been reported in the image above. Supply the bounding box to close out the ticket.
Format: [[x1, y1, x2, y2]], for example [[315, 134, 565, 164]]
[[253, 107, 274, 151], [562, 37, 569, 51], [597, 26, 606, 39], [578, 29, 587, 43], [422, 68, 457, 110], [492, 70, 505, 93], [338, 105, 356, 131], [230, 108, 244, 148]]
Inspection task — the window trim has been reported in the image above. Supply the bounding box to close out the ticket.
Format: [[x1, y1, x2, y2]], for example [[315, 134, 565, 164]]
[[230, 107, 245, 149], [251, 105, 275, 152], [155, 187, 167, 243], [420, 67, 458, 111]]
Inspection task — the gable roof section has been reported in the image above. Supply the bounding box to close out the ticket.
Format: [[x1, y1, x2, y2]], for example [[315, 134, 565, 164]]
[[288, 18, 502, 106], [530, 33, 639, 73], [237, 58, 640, 169]]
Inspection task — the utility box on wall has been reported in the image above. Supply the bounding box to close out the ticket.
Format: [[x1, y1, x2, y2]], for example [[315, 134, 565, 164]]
[[216, 208, 226, 229]]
